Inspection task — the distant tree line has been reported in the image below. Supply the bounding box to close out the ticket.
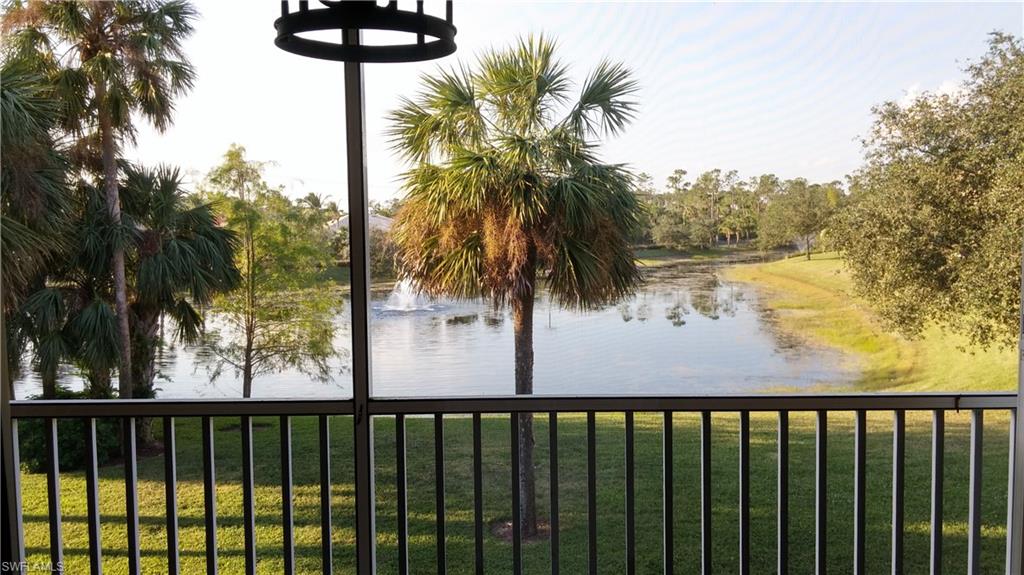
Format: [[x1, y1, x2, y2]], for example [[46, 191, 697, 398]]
[[637, 168, 842, 258]]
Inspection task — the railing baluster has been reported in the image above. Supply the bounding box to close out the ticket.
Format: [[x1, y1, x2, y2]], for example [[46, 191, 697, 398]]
[[202, 415, 217, 575], [84, 418, 101, 575], [701, 411, 712, 575], [778, 411, 789, 575], [319, 415, 332, 575], [472, 415, 484, 575], [626, 411, 636, 575], [473, 414, 484, 575], [44, 417, 63, 570], [892, 410, 906, 575], [968, 409, 983, 574], [124, 417, 141, 575], [550, 411, 560, 575], [664, 411, 674, 575], [397, 414, 410, 575], [739, 411, 750, 575], [3, 417, 25, 566], [816, 410, 827, 575], [1007, 409, 1017, 575], [588, 411, 598, 575], [854, 410, 866, 575], [241, 415, 256, 575], [164, 417, 179, 575], [511, 413, 522, 575], [280, 416, 295, 575], [435, 413, 447, 575], [930, 410, 944, 575]]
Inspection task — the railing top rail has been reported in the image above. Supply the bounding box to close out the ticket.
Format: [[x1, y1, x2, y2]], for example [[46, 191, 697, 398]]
[[369, 392, 1017, 414], [8, 398, 356, 418], [9, 392, 1016, 418]]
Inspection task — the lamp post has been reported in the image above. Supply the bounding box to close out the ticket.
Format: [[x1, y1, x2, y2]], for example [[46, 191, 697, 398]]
[[274, 3, 456, 573], [1010, 239, 1024, 574]]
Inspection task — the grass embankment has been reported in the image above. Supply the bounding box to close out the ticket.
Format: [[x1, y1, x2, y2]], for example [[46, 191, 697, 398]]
[[725, 252, 1018, 392], [20, 411, 1014, 574]]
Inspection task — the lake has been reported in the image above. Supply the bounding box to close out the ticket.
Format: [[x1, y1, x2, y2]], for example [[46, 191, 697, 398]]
[[13, 256, 856, 399]]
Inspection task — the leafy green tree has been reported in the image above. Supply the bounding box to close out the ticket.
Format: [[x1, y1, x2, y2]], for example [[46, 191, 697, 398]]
[[652, 192, 695, 250], [388, 36, 643, 536], [720, 179, 756, 244], [758, 178, 836, 259], [199, 145, 339, 398], [653, 169, 748, 249], [688, 169, 735, 247], [4, 0, 199, 398], [630, 172, 658, 244], [835, 33, 1023, 348]]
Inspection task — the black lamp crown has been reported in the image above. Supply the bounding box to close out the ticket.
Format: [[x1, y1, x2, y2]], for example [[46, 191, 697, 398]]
[[275, 1, 456, 63]]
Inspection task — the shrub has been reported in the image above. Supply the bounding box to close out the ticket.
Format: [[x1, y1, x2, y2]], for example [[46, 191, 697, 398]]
[[17, 389, 123, 473]]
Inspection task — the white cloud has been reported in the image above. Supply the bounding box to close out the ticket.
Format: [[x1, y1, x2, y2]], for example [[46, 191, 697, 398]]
[[899, 82, 923, 107], [899, 78, 964, 107]]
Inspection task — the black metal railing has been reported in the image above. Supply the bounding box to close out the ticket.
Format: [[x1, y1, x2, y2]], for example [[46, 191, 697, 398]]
[[4, 392, 1022, 574]]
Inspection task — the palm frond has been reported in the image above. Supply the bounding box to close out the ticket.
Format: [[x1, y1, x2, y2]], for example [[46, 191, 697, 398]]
[[386, 65, 484, 163], [565, 60, 639, 137], [477, 34, 571, 133], [169, 298, 202, 344], [68, 299, 120, 373]]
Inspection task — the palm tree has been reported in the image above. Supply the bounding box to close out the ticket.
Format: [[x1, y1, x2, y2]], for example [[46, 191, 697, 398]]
[[121, 163, 239, 399], [388, 36, 643, 536], [0, 58, 71, 312], [4, 0, 198, 398], [1, 57, 73, 395]]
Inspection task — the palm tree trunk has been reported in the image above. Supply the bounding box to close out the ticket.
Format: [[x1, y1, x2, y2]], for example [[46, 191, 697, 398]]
[[41, 368, 57, 400], [132, 311, 161, 397], [512, 259, 538, 537], [98, 97, 133, 399]]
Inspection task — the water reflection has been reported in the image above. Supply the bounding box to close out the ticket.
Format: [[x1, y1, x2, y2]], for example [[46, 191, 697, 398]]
[[14, 256, 855, 399]]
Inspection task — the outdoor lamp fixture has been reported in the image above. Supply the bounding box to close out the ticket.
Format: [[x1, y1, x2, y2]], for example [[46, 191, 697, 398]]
[[275, 0, 456, 62], [273, 2, 456, 572]]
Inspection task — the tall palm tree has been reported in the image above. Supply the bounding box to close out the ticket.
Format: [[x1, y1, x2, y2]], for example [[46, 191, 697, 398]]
[[3, 0, 198, 398], [1, 56, 73, 394], [388, 36, 643, 536], [121, 163, 239, 399]]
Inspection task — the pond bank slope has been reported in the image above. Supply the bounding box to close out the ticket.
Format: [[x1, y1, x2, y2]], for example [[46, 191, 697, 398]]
[[724, 252, 1017, 392]]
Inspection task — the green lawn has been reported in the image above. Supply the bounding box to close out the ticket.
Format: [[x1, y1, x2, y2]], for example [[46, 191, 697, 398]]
[[19, 411, 1015, 574], [725, 252, 1018, 392]]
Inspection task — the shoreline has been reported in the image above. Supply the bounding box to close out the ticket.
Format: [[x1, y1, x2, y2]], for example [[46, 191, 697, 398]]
[[723, 252, 1017, 393]]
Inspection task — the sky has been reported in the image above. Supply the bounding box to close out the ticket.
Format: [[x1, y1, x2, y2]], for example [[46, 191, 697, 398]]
[[128, 2, 1024, 206]]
